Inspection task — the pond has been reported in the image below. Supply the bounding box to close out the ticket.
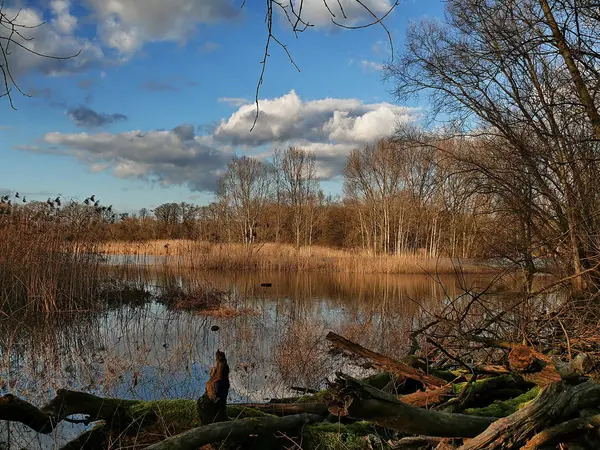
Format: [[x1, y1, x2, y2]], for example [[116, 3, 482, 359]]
[[0, 269, 530, 449]]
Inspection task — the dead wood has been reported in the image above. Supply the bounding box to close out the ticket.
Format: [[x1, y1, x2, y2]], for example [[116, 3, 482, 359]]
[[326, 373, 495, 438], [458, 379, 600, 449], [197, 349, 230, 424], [521, 414, 600, 449], [144, 413, 324, 450], [401, 374, 533, 410], [326, 332, 447, 388], [0, 389, 137, 434]]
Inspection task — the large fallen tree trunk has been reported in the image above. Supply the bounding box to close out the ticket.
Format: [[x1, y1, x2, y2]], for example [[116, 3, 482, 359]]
[[326, 332, 447, 388], [458, 378, 600, 449], [327, 373, 495, 438], [144, 413, 324, 450]]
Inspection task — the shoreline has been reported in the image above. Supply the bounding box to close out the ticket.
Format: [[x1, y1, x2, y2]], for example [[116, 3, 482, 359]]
[[100, 239, 500, 275]]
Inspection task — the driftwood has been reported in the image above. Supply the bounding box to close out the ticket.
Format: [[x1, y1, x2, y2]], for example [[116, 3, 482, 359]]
[[326, 332, 447, 388], [145, 413, 324, 450], [327, 374, 495, 438], [197, 349, 230, 424]]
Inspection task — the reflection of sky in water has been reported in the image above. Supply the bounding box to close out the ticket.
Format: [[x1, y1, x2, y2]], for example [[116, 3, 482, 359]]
[[0, 270, 518, 449]]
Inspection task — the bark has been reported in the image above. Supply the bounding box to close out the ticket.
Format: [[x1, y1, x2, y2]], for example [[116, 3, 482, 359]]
[[144, 413, 324, 450], [327, 374, 495, 438], [458, 379, 600, 449], [521, 414, 600, 450], [197, 349, 230, 424], [326, 332, 447, 388]]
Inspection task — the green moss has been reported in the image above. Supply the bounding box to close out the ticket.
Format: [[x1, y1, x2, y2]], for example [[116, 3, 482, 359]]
[[130, 399, 199, 427], [297, 389, 329, 403], [463, 386, 540, 417], [303, 421, 387, 450], [129, 400, 273, 429]]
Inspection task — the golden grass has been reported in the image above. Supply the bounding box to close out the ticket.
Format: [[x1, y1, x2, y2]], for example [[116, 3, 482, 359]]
[[101, 240, 495, 274]]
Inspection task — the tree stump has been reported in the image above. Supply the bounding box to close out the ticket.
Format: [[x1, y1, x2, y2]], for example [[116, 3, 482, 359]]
[[197, 350, 230, 425]]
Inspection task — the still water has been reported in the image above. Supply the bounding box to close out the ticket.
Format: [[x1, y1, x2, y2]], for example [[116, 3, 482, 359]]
[[0, 269, 513, 449]]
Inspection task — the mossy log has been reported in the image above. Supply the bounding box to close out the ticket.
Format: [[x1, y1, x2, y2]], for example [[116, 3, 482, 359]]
[[326, 374, 495, 438], [400, 374, 533, 410], [458, 379, 600, 449]]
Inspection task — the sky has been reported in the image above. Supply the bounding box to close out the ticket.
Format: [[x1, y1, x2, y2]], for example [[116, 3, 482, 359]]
[[0, 0, 446, 213]]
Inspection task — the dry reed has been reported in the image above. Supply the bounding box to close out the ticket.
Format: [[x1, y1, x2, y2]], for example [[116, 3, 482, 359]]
[[0, 218, 105, 313], [100, 240, 495, 274]]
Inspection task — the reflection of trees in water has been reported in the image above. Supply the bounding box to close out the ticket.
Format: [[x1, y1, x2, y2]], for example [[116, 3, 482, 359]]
[[0, 270, 512, 448]]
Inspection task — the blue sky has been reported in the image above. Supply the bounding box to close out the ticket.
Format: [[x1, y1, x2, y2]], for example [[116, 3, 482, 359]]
[[0, 0, 445, 213]]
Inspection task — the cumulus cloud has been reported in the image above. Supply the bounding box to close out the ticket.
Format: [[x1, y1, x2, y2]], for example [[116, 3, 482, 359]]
[[88, 0, 239, 55], [214, 90, 416, 147], [41, 128, 234, 192], [66, 107, 128, 128], [277, 0, 395, 28], [20, 91, 417, 192]]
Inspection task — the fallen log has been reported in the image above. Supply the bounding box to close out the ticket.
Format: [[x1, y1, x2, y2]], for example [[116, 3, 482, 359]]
[[145, 413, 324, 450], [401, 374, 534, 410], [458, 379, 600, 449], [234, 402, 328, 416], [0, 390, 137, 434], [521, 413, 600, 449], [326, 332, 447, 388], [327, 373, 495, 438]]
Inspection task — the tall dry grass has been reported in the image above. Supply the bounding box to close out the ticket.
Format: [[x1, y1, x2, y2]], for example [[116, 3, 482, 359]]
[[101, 240, 495, 274], [0, 219, 105, 313]]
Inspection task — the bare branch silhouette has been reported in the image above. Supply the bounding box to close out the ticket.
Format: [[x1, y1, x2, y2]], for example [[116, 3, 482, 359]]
[[0, 1, 80, 109], [247, 0, 400, 131]]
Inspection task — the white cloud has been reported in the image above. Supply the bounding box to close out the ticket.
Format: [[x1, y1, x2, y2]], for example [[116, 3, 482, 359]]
[[51, 0, 78, 34], [88, 0, 238, 55], [20, 91, 418, 191], [214, 90, 416, 146], [0, 6, 104, 78], [42, 128, 234, 191], [278, 0, 395, 28], [218, 97, 251, 107], [361, 59, 384, 72]]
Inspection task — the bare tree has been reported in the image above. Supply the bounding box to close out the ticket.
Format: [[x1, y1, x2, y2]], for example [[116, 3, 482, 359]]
[[385, 0, 600, 288], [0, 3, 79, 108], [273, 147, 319, 249], [217, 156, 275, 245]]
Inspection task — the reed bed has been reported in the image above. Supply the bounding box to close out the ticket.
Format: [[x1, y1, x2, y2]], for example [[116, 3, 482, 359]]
[[0, 220, 106, 314], [100, 240, 495, 274]]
